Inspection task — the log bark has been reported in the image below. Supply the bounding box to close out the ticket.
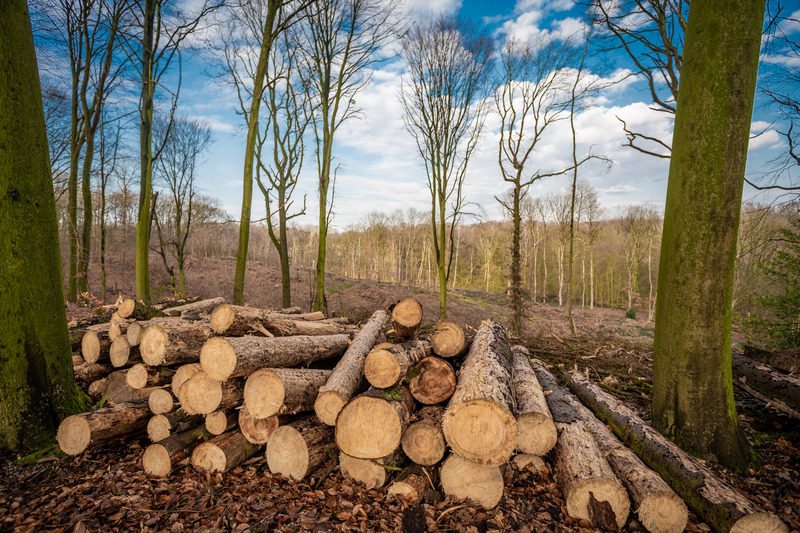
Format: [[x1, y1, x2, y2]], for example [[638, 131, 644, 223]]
[[442, 321, 517, 467], [407, 356, 456, 405], [205, 409, 237, 436], [439, 453, 504, 509], [364, 339, 430, 389], [391, 298, 423, 341], [244, 368, 332, 419], [238, 406, 280, 444], [266, 417, 336, 481], [387, 466, 436, 505], [200, 334, 349, 382], [191, 429, 261, 473], [178, 371, 244, 415], [57, 399, 152, 455], [564, 370, 788, 533], [109, 336, 142, 368], [102, 370, 162, 404], [401, 406, 446, 466], [511, 346, 557, 456], [82, 329, 111, 364], [732, 352, 800, 419], [554, 421, 630, 529], [430, 320, 468, 358], [117, 298, 168, 320], [336, 385, 416, 459], [74, 362, 114, 384], [143, 424, 214, 477], [171, 363, 202, 396], [210, 304, 331, 336], [147, 411, 204, 442], [339, 450, 405, 489], [140, 319, 214, 366], [148, 388, 176, 415], [164, 297, 225, 317], [533, 360, 687, 533]]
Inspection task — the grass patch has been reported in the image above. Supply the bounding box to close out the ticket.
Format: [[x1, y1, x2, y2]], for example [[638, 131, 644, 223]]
[[17, 444, 63, 466]]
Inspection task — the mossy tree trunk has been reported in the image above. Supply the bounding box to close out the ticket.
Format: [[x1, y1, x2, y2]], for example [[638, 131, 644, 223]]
[[652, 0, 766, 472], [0, 0, 91, 450]]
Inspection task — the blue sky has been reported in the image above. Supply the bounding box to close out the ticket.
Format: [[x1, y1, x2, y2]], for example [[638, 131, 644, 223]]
[[176, 0, 789, 230]]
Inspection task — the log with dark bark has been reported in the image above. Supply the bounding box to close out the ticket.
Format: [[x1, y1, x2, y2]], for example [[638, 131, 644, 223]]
[[401, 406, 446, 466], [191, 429, 261, 473], [732, 352, 800, 419], [387, 465, 436, 505], [109, 336, 142, 368], [57, 399, 152, 455], [391, 298, 423, 341], [511, 346, 557, 456], [315, 310, 388, 426], [178, 371, 243, 415], [117, 298, 168, 320], [442, 321, 517, 467], [147, 411, 204, 442], [339, 450, 405, 489], [407, 356, 456, 405], [200, 334, 350, 382], [238, 406, 280, 444], [564, 370, 788, 533], [266, 417, 336, 481], [430, 320, 468, 358], [140, 319, 214, 366], [143, 425, 215, 478], [533, 361, 686, 533], [74, 361, 114, 384], [439, 453, 504, 509], [244, 368, 332, 419], [148, 388, 176, 415], [364, 339, 430, 389], [164, 297, 225, 317], [336, 385, 416, 459]]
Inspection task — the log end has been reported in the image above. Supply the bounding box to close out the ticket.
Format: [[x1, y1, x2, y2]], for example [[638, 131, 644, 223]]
[[140, 324, 168, 366], [192, 441, 227, 473], [512, 454, 546, 473], [172, 363, 202, 397], [239, 407, 279, 444], [314, 391, 347, 426], [442, 399, 518, 467], [637, 491, 689, 533], [205, 410, 230, 436], [110, 336, 131, 368], [517, 412, 558, 457], [117, 298, 136, 319], [730, 512, 790, 533], [127, 322, 143, 347], [209, 304, 235, 334], [82, 331, 101, 364], [266, 425, 308, 481], [431, 320, 466, 358], [440, 453, 504, 509], [339, 451, 388, 488], [408, 356, 456, 405], [401, 422, 445, 466], [180, 372, 222, 415], [392, 299, 423, 340], [56, 415, 91, 455], [567, 478, 630, 530], [126, 363, 149, 390], [143, 444, 171, 477], [148, 388, 174, 415], [244, 369, 285, 419], [147, 414, 171, 442], [364, 348, 402, 389], [200, 337, 236, 382], [387, 481, 420, 503], [336, 396, 404, 459]]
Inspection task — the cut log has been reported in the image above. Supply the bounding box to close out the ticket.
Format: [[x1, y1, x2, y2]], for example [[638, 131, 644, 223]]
[[564, 370, 788, 533], [266, 417, 336, 481], [126, 363, 168, 390], [191, 429, 261, 473], [164, 297, 226, 317], [148, 388, 176, 415], [57, 399, 152, 455], [407, 356, 456, 405], [211, 304, 352, 337], [87, 378, 108, 400], [73, 355, 85, 366], [205, 409, 237, 436], [143, 425, 214, 477], [200, 334, 349, 382], [732, 352, 800, 419], [244, 368, 332, 419], [744, 345, 800, 374], [532, 361, 686, 533], [140, 319, 214, 366], [512, 454, 546, 473], [70, 329, 86, 353], [74, 362, 114, 384], [391, 298, 423, 341], [270, 311, 325, 321], [238, 406, 280, 444], [439, 453, 504, 509], [178, 371, 244, 415], [102, 370, 161, 404], [511, 346, 558, 456], [339, 450, 404, 489], [387, 466, 436, 505], [554, 421, 630, 529], [430, 320, 468, 358], [277, 306, 302, 314], [172, 363, 202, 397], [109, 336, 142, 368], [364, 339, 430, 389], [336, 385, 416, 459], [117, 298, 168, 320], [127, 321, 144, 347], [442, 321, 517, 467], [401, 405, 446, 466], [108, 314, 128, 342], [82, 329, 111, 364], [147, 411, 204, 442], [315, 310, 388, 426]]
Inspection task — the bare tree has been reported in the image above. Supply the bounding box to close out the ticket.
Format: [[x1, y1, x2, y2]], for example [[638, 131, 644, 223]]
[[400, 15, 493, 319]]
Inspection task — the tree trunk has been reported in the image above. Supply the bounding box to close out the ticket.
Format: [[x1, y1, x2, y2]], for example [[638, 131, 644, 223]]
[[364, 339, 430, 389], [391, 298, 423, 341], [407, 356, 456, 405], [266, 417, 336, 481], [387, 466, 436, 505], [200, 334, 350, 382], [210, 304, 335, 336], [565, 370, 786, 533], [439, 453, 504, 509], [336, 385, 416, 459], [191, 429, 261, 473], [430, 320, 467, 358], [315, 310, 388, 425], [57, 399, 151, 455], [244, 368, 332, 419], [731, 353, 800, 419], [510, 346, 557, 456], [340, 450, 405, 489], [401, 405, 446, 466], [143, 424, 213, 477], [178, 372, 244, 415], [147, 411, 204, 442], [534, 362, 687, 533], [238, 406, 280, 444], [140, 320, 215, 366], [442, 321, 517, 467], [652, 0, 765, 471]]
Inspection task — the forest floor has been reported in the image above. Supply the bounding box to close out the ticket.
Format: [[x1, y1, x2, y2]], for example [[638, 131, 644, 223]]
[[1, 255, 799, 532]]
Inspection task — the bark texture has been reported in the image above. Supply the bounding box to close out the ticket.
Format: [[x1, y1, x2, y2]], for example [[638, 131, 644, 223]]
[[511, 346, 557, 456], [731, 353, 800, 419], [57, 400, 151, 455]]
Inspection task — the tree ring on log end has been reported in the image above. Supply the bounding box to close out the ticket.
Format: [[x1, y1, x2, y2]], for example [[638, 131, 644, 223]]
[[109, 336, 130, 367], [200, 337, 237, 381], [336, 396, 403, 459], [638, 491, 689, 533], [440, 453, 504, 509], [517, 412, 558, 456], [402, 423, 445, 466], [82, 331, 101, 364], [148, 388, 174, 414], [730, 512, 790, 533], [267, 426, 308, 480], [442, 399, 517, 466], [181, 372, 222, 414], [140, 324, 168, 365], [364, 348, 401, 388], [244, 369, 285, 419], [192, 441, 226, 473], [143, 444, 170, 477], [57, 415, 91, 455], [147, 414, 171, 442], [315, 391, 347, 426], [209, 303, 235, 333]]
